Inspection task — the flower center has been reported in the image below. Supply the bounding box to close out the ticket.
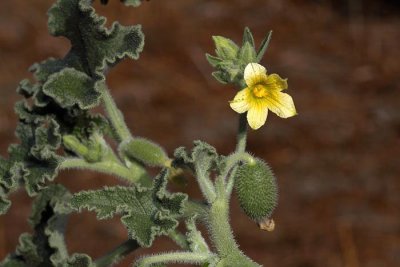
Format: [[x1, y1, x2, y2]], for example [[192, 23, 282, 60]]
[[252, 84, 268, 98]]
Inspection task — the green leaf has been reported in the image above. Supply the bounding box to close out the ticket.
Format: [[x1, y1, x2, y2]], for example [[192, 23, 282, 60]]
[[43, 68, 99, 109], [31, 119, 62, 161], [17, 79, 39, 98], [121, 0, 143, 7], [0, 258, 28, 267], [0, 190, 11, 215], [242, 27, 255, 48], [186, 216, 210, 253], [66, 254, 94, 267], [174, 140, 224, 177], [15, 234, 42, 266], [47, 0, 144, 79], [8, 122, 62, 196], [1, 185, 71, 266], [25, 0, 144, 116], [69, 169, 187, 247], [256, 30, 272, 62]]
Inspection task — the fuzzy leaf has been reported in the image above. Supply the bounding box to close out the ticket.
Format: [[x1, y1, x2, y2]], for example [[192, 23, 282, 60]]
[[1, 185, 71, 266], [0, 258, 28, 267], [31, 119, 62, 161], [66, 253, 94, 267], [43, 68, 98, 109], [0, 190, 11, 215], [8, 122, 62, 196], [17, 79, 39, 98], [47, 0, 144, 79], [121, 0, 143, 7], [174, 140, 224, 177], [186, 216, 210, 253], [26, 0, 144, 114], [69, 169, 187, 247]]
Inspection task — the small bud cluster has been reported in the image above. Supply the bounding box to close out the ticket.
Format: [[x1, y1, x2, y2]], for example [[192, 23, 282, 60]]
[[206, 27, 272, 86]]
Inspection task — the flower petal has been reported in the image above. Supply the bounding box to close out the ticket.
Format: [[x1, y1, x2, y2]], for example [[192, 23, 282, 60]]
[[265, 73, 288, 92], [244, 63, 267, 87], [230, 88, 250, 113], [247, 105, 268, 130], [265, 92, 297, 118]]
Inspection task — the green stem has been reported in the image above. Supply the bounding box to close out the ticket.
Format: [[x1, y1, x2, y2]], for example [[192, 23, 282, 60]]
[[135, 252, 213, 267], [236, 113, 248, 153], [208, 192, 259, 267], [59, 158, 149, 185], [168, 230, 190, 250], [221, 152, 254, 179], [95, 239, 140, 267], [226, 114, 248, 196], [99, 82, 132, 142], [195, 164, 216, 204], [183, 200, 209, 221]]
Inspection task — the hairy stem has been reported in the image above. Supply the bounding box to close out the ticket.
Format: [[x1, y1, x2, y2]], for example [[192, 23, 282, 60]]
[[99, 82, 132, 142], [235, 113, 248, 153], [208, 191, 259, 267], [183, 200, 209, 221], [226, 113, 248, 196], [168, 230, 190, 250], [95, 239, 140, 267], [195, 164, 216, 204], [135, 251, 212, 267], [59, 158, 150, 186]]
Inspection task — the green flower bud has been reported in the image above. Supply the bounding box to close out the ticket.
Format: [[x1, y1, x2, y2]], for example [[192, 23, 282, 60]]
[[234, 158, 278, 223], [121, 138, 170, 167], [212, 36, 239, 60]]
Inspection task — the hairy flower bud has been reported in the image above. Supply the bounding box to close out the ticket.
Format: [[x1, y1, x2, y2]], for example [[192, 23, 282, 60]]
[[234, 158, 278, 223], [121, 138, 169, 167]]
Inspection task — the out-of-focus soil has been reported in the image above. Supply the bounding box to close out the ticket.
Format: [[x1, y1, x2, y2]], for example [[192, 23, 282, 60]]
[[0, 0, 399, 266]]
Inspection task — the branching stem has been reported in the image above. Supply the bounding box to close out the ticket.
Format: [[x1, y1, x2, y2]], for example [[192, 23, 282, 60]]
[[226, 113, 248, 196], [59, 158, 148, 185], [99, 82, 132, 142], [195, 164, 217, 204], [208, 188, 259, 267], [95, 239, 140, 267], [135, 251, 212, 267]]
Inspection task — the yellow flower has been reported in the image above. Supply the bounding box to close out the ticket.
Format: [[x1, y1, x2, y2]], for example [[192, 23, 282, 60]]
[[230, 63, 297, 130]]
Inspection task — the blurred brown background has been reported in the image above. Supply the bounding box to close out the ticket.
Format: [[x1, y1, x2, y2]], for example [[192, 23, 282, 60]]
[[0, 0, 399, 266]]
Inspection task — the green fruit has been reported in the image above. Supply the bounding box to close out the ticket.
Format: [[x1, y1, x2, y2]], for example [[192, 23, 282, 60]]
[[234, 159, 278, 222], [121, 138, 169, 167]]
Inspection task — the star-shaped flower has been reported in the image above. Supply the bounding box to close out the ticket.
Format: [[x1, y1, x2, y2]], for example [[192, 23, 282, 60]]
[[230, 63, 297, 130]]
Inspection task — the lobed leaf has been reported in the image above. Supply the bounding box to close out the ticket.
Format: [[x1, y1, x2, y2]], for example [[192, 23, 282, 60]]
[[185, 216, 210, 253], [173, 140, 225, 177], [69, 169, 187, 247], [0, 185, 71, 266], [42, 68, 98, 109]]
